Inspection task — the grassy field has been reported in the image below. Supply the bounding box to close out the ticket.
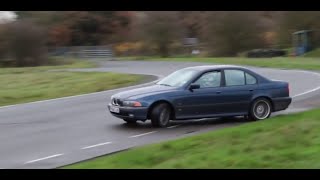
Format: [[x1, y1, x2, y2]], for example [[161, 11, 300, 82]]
[[0, 59, 145, 106], [64, 108, 320, 169], [118, 56, 320, 71]]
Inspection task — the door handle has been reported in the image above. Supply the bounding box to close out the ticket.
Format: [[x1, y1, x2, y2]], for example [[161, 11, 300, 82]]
[[216, 91, 222, 94], [249, 89, 254, 92]]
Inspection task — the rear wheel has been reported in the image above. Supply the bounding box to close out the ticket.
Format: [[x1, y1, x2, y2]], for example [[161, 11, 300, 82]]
[[123, 119, 137, 124], [249, 98, 272, 121], [150, 103, 171, 127]]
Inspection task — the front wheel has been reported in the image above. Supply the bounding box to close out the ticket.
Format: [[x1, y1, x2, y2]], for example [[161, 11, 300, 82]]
[[150, 103, 171, 127], [249, 98, 272, 121]]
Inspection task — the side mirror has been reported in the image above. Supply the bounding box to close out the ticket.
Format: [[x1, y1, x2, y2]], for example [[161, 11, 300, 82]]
[[189, 83, 200, 90]]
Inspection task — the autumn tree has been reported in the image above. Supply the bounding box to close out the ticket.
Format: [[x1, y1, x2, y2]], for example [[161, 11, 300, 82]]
[[16, 11, 134, 46], [48, 24, 72, 46]]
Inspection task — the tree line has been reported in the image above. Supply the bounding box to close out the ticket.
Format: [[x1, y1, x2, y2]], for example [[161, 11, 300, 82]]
[[1, 11, 320, 67]]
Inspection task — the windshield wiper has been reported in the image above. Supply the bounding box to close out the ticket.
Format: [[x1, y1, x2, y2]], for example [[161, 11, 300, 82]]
[[158, 83, 172, 87]]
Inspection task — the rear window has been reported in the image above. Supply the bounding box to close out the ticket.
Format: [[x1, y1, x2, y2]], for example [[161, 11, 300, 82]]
[[224, 70, 245, 86], [245, 73, 257, 85]]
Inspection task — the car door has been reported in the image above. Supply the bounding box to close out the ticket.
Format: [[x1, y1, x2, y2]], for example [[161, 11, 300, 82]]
[[219, 69, 258, 114], [174, 70, 224, 119]]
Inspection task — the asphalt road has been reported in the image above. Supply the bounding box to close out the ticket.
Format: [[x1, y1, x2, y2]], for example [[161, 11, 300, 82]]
[[1, 60, 320, 169]]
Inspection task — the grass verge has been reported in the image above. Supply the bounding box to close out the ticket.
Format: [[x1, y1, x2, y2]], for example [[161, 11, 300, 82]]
[[64, 108, 320, 169], [0, 59, 145, 106], [304, 48, 320, 57]]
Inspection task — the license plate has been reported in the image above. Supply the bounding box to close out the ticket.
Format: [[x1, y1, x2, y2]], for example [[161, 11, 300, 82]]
[[110, 106, 120, 113]]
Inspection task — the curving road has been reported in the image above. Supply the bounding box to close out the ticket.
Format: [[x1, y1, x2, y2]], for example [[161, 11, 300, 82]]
[[0, 60, 320, 169]]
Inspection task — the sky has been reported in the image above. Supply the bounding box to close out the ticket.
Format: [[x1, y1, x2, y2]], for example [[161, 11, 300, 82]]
[[0, 11, 17, 23]]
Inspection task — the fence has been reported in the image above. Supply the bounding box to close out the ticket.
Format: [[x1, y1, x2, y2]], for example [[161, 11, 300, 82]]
[[49, 46, 114, 59]]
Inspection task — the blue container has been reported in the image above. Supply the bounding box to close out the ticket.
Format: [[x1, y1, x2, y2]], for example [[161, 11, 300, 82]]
[[296, 46, 306, 56]]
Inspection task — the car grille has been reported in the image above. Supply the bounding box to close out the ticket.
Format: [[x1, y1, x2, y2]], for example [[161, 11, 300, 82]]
[[112, 98, 123, 106]]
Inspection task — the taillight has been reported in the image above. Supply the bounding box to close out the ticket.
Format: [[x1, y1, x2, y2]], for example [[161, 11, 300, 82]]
[[287, 84, 290, 95]]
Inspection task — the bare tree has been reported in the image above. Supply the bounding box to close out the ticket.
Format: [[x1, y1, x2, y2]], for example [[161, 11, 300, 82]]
[[206, 11, 267, 56], [141, 11, 182, 57], [276, 11, 320, 48], [6, 20, 48, 66], [0, 25, 10, 65], [177, 11, 211, 42]]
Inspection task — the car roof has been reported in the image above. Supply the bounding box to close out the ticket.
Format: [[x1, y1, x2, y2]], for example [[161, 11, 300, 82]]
[[183, 65, 248, 72]]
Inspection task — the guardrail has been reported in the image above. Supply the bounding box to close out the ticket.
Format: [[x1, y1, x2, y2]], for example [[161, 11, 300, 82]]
[[49, 46, 114, 59], [80, 49, 113, 58]]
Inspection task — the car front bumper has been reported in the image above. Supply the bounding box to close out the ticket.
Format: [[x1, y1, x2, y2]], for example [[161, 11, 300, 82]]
[[273, 97, 292, 111], [108, 103, 148, 121]]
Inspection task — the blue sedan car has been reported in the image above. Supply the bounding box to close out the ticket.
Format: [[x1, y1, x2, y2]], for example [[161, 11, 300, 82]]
[[108, 65, 292, 127]]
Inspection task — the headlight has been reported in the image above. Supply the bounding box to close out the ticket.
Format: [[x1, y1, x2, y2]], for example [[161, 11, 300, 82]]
[[123, 101, 142, 107]]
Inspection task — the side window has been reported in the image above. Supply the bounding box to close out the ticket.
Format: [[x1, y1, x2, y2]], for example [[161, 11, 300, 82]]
[[245, 73, 257, 85], [194, 71, 221, 88], [224, 70, 245, 86]]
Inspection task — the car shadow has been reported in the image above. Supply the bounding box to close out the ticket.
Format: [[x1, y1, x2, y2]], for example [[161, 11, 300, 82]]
[[111, 116, 250, 130], [171, 116, 249, 127]]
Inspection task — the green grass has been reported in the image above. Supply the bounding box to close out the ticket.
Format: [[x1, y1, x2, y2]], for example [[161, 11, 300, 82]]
[[304, 48, 320, 57], [64, 108, 320, 169], [118, 56, 320, 71], [0, 59, 145, 106], [0, 58, 97, 74]]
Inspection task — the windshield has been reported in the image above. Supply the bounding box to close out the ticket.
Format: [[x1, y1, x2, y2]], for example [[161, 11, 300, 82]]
[[156, 69, 198, 87]]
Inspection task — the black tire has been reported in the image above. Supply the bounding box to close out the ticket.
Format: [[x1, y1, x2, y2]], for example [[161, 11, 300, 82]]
[[244, 115, 253, 121], [150, 103, 171, 127], [123, 119, 137, 124], [249, 98, 272, 121]]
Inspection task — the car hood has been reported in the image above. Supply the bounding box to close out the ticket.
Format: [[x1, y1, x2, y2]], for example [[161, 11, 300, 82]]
[[113, 84, 177, 100]]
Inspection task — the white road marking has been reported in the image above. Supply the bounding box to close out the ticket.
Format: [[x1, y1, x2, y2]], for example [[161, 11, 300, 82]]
[[129, 131, 157, 138], [293, 86, 320, 98], [292, 70, 320, 77], [81, 142, 112, 150], [270, 78, 320, 98], [288, 70, 320, 98], [24, 154, 64, 164], [167, 125, 181, 129], [271, 69, 320, 98]]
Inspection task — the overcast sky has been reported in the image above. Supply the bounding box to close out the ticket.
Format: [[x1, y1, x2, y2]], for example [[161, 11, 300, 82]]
[[0, 11, 17, 23]]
